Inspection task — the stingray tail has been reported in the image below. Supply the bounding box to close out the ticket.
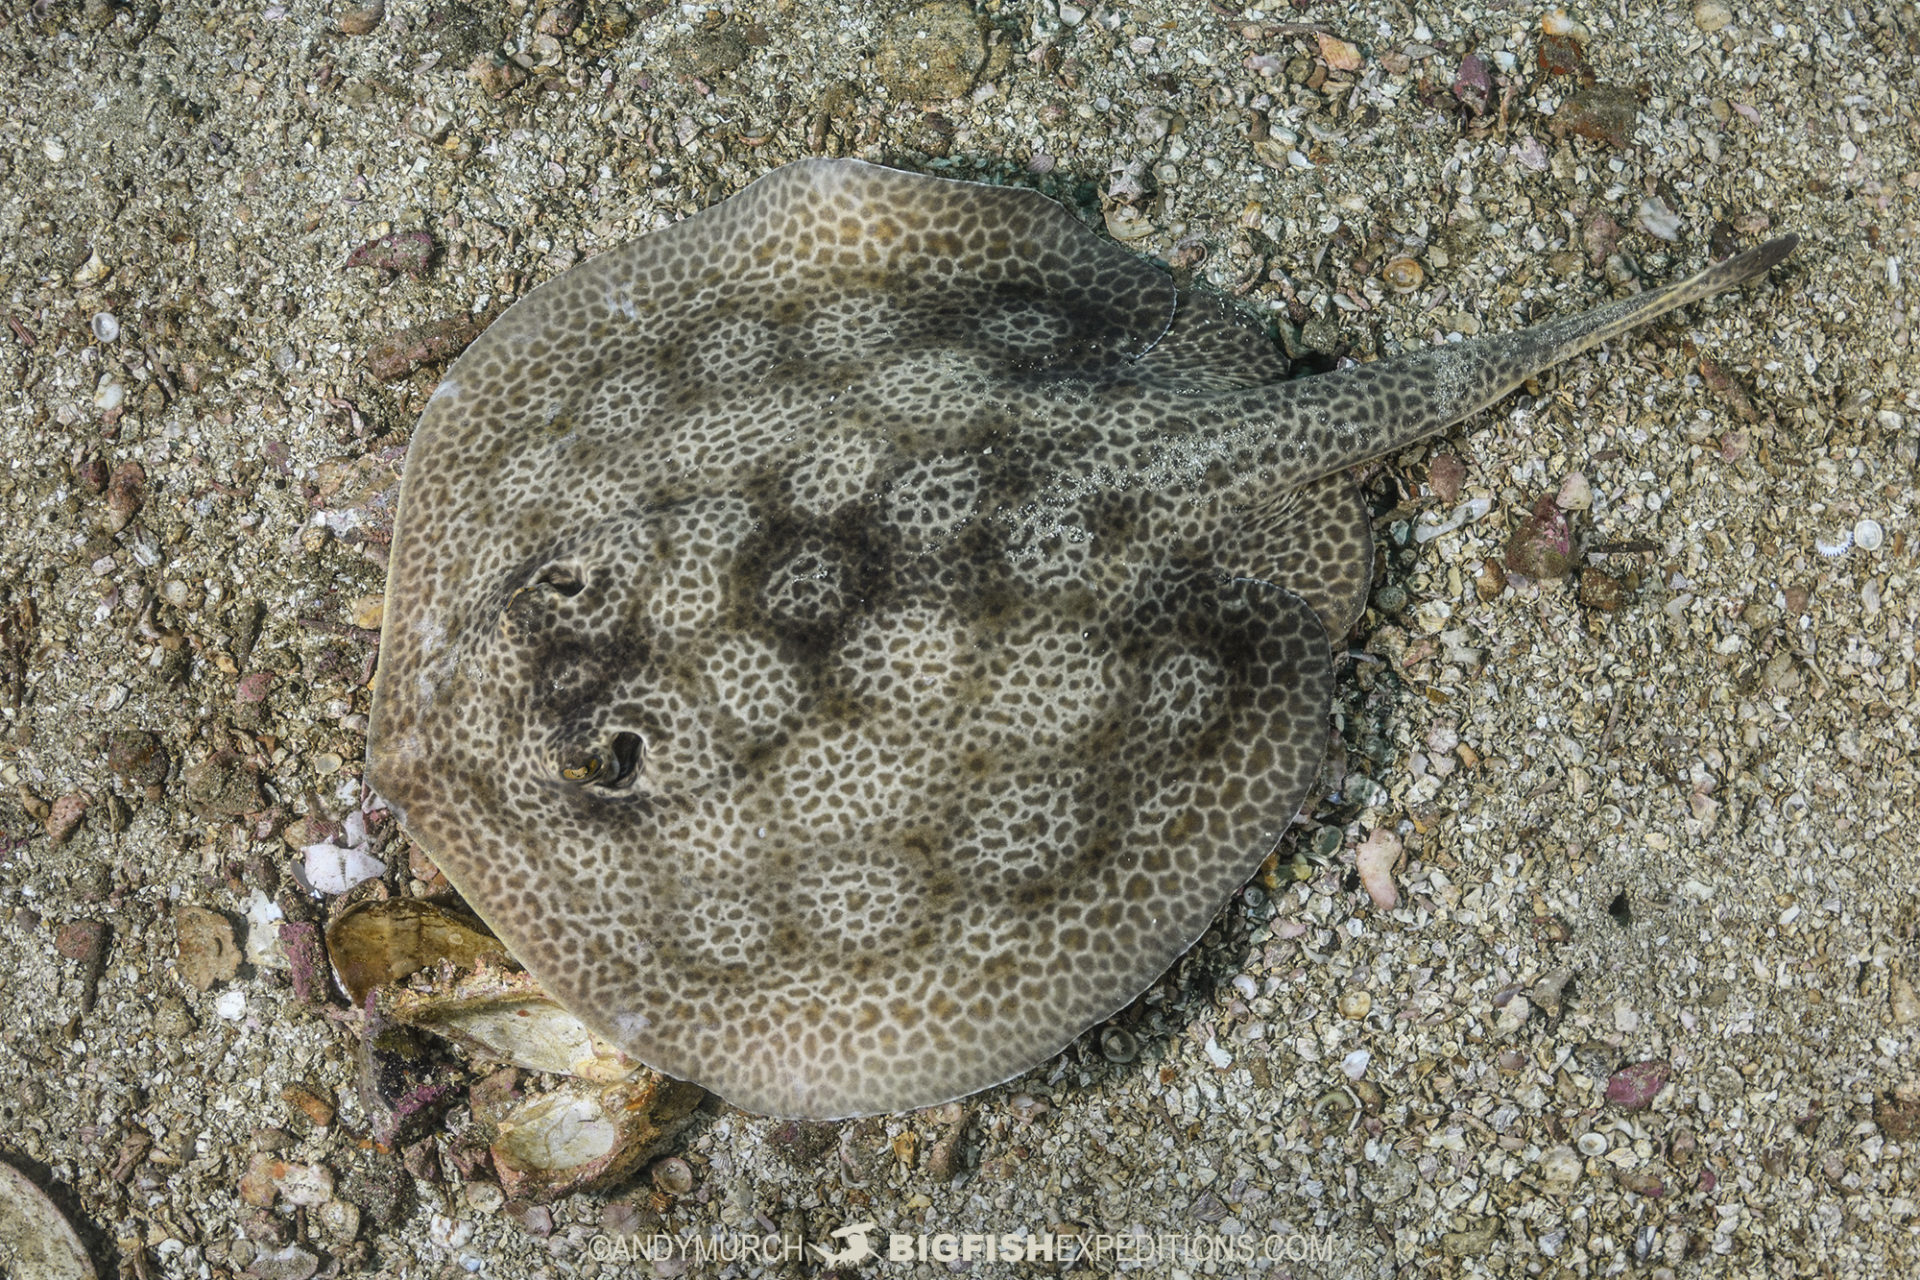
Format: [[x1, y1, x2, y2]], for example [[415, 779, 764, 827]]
[[1199, 235, 1798, 492], [1413, 233, 1797, 427], [1011, 237, 1794, 550]]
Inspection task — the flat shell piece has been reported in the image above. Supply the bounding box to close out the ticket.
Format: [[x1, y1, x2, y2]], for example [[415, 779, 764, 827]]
[[0, 1158, 97, 1280], [490, 1077, 703, 1201], [325, 897, 507, 1006], [386, 958, 641, 1083]]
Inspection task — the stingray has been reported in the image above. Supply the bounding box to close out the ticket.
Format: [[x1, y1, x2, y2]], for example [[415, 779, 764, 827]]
[[366, 159, 1794, 1119]]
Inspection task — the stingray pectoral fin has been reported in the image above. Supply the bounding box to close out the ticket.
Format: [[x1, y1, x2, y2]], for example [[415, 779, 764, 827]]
[[1215, 474, 1375, 643], [1131, 282, 1291, 390], [702, 158, 1179, 369], [831, 571, 1338, 1120], [1112, 567, 1333, 836], [684, 571, 1337, 1120]]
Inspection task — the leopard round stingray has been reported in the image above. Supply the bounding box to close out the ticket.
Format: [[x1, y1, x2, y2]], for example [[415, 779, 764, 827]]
[[367, 158, 1796, 1117]]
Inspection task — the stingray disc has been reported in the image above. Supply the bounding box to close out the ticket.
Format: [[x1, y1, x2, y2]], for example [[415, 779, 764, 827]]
[[368, 159, 1355, 1118]]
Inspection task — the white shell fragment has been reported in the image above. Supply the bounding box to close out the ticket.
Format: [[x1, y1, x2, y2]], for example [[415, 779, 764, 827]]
[[303, 840, 386, 894], [72, 250, 109, 285], [1814, 527, 1853, 558], [91, 311, 120, 343], [1638, 196, 1684, 242], [489, 1077, 702, 1201], [244, 889, 287, 969], [387, 960, 643, 1084], [1853, 518, 1884, 552], [1413, 496, 1492, 543], [301, 805, 385, 894]]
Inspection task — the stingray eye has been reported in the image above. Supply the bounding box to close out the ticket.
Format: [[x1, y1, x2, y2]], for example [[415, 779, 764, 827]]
[[558, 734, 644, 789], [536, 565, 585, 596], [560, 753, 603, 783], [606, 731, 644, 785], [504, 565, 586, 635]]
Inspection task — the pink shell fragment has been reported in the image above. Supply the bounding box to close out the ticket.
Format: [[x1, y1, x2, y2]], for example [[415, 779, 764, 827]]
[[1453, 54, 1492, 116], [1355, 828, 1402, 910], [346, 230, 437, 278], [1605, 1060, 1670, 1110]]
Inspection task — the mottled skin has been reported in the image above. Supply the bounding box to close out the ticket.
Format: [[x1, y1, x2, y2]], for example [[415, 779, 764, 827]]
[[366, 159, 1794, 1119]]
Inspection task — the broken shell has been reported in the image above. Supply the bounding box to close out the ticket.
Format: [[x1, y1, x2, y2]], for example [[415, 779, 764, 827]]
[[1427, 452, 1467, 503], [1605, 1060, 1670, 1110], [282, 1082, 337, 1128], [1412, 495, 1491, 544], [1694, 1, 1734, 33], [1098, 1025, 1139, 1063], [468, 50, 530, 99], [1102, 205, 1155, 241], [338, 0, 385, 37], [1355, 828, 1402, 909], [304, 838, 386, 894], [350, 593, 386, 630], [1475, 558, 1508, 600], [280, 921, 331, 1004], [313, 1197, 361, 1245], [1504, 494, 1576, 579], [1577, 567, 1629, 611], [104, 460, 145, 533], [174, 905, 242, 992], [1556, 470, 1593, 510], [263, 1157, 335, 1208], [1452, 54, 1493, 116], [649, 1156, 694, 1195], [0, 1157, 97, 1280], [249, 1244, 319, 1279], [72, 249, 109, 286], [1542, 7, 1590, 41], [1539, 1144, 1583, 1193], [1315, 32, 1364, 71], [1530, 968, 1574, 1017], [1616, 1168, 1667, 1198], [385, 957, 641, 1083], [490, 1076, 703, 1202], [326, 897, 508, 1007], [1381, 255, 1425, 293], [46, 792, 88, 845], [536, 0, 583, 37]]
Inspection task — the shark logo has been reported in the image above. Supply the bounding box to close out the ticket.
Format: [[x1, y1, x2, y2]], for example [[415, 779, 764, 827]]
[[810, 1221, 877, 1267]]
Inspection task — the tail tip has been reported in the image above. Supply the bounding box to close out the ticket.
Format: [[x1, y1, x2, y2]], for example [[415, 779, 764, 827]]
[[1754, 234, 1799, 269]]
